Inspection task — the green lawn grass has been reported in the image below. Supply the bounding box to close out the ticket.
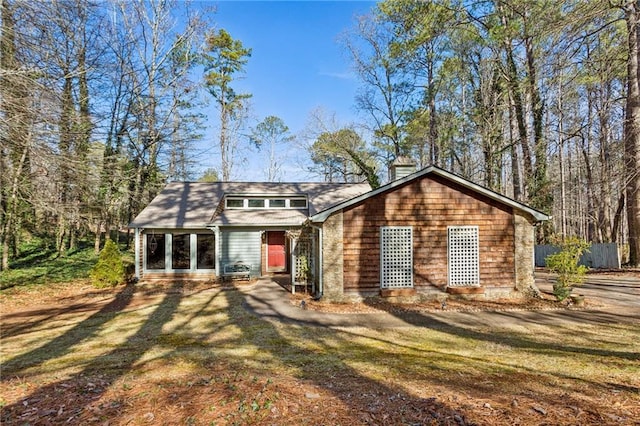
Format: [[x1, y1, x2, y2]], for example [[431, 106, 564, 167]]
[[0, 237, 132, 290]]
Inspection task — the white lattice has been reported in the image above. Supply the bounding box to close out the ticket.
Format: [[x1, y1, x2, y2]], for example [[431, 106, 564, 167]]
[[293, 236, 313, 282], [380, 226, 413, 288], [448, 226, 480, 287]]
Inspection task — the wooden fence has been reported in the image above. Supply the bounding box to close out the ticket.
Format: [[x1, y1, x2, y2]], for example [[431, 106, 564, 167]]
[[535, 243, 621, 269]]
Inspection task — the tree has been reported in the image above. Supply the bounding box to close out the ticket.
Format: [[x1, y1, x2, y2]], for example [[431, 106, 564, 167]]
[[202, 29, 252, 181], [344, 11, 415, 158], [623, 0, 640, 266], [310, 128, 380, 188], [198, 168, 219, 182], [0, 0, 32, 269], [89, 239, 125, 288], [250, 116, 293, 182]]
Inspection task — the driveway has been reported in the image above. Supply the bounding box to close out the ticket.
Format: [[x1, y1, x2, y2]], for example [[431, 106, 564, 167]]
[[242, 274, 640, 330], [535, 271, 640, 310]]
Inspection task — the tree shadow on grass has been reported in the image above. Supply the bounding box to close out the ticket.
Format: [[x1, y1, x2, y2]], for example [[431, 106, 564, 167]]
[[1, 282, 186, 425], [234, 288, 475, 425], [7, 246, 57, 270], [1, 283, 137, 375], [1, 299, 123, 339], [235, 282, 640, 422], [383, 308, 640, 362], [68, 285, 477, 425]]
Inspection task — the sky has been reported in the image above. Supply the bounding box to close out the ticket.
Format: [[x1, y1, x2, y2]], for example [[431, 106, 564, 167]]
[[196, 1, 376, 182]]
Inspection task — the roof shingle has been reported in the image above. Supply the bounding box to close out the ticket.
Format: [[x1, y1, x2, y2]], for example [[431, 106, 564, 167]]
[[129, 181, 371, 228]]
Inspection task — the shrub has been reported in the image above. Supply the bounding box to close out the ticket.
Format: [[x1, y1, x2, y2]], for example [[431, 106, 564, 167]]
[[545, 236, 590, 301], [90, 239, 125, 288]]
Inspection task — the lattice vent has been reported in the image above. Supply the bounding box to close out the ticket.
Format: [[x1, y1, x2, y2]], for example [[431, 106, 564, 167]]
[[380, 226, 413, 288], [448, 226, 480, 287]]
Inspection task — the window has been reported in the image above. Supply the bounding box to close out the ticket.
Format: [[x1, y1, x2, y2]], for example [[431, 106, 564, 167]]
[[225, 196, 308, 209], [172, 233, 191, 269], [226, 198, 244, 208], [448, 226, 480, 286], [269, 199, 286, 208], [380, 226, 413, 288], [197, 234, 215, 269], [289, 198, 307, 208], [248, 199, 265, 208], [146, 234, 165, 269]]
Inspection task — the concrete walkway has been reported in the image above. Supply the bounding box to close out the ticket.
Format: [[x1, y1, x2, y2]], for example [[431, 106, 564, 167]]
[[241, 278, 640, 330]]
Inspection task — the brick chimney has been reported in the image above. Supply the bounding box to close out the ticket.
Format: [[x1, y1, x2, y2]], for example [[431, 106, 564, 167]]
[[390, 156, 416, 180]]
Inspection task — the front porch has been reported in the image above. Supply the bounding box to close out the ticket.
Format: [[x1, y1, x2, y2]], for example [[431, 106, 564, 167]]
[[134, 226, 319, 294]]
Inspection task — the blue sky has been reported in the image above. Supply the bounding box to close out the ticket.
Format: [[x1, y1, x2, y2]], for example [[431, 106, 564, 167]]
[[196, 1, 376, 181]]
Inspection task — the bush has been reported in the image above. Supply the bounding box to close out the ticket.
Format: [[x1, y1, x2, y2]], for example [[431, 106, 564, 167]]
[[90, 239, 125, 288], [545, 236, 590, 301]]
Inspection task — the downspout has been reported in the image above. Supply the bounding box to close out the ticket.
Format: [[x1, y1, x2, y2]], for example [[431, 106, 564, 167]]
[[134, 228, 141, 280], [210, 226, 220, 278], [290, 234, 297, 295], [309, 223, 323, 297]]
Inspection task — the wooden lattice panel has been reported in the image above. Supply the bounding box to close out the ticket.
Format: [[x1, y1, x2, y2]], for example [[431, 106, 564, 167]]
[[447, 226, 480, 287], [293, 237, 313, 282], [380, 226, 413, 288]]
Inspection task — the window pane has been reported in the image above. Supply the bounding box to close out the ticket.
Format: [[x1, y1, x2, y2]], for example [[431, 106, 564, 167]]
[[248, 199, 265, 208], [269, 199, 286, 208], [146, 234, 165, 269], [290, 199, 307, 208], [172, 234, 191, 269], [227, 199, 243, 208], [197, 234, 215, 269]]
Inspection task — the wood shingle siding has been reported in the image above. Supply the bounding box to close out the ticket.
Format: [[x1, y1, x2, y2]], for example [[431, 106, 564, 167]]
[[341, 174, 515, 295]]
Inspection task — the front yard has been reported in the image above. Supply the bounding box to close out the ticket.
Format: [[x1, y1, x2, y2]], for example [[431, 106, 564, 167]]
[[1, 280, 638, 425]]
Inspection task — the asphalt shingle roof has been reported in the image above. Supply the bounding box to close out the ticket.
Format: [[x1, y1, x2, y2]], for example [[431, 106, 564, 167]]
[[129, 181, 372, 228]]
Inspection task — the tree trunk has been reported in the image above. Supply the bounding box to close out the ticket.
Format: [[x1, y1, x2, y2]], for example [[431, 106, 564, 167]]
[[624, 0, 640, 266], [94, 219, 102, 254], [612, 192, 625, 243], [220, 100, 230, 181], [508, 94, 522, 201], [497, 2, 532, 201]]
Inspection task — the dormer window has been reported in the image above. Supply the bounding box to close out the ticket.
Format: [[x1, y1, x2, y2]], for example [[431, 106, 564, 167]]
[[289, 198, 307, 208], [225, 196, 308, 209], [226, 198, 244, 208], [248, 199, 265, 208]]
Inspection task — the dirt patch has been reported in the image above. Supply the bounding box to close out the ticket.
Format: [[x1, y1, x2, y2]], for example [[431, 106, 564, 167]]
[[289, 292, 600, 314]]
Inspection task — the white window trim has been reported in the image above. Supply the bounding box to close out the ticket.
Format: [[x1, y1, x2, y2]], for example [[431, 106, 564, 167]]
[[447, 225, 480, 287], [380, 226, 414, 289], [287, 198, 308, 209], [225, 198, 245, 209], [143, 232, 216, 274], [225, 196, 308, 210]]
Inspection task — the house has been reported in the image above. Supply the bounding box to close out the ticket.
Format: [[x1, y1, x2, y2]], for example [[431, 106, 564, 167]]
[[129, 161, 550, 300]]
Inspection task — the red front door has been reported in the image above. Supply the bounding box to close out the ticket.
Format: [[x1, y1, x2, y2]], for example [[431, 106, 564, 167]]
[[267, 231, 286, 271]]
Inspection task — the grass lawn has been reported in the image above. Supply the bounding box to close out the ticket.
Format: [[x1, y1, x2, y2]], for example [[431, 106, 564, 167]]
[[1, 281, 639, 425], [0, 238, 133, 291]]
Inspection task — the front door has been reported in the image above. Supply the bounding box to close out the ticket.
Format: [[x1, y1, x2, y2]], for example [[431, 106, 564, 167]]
[[267, 231, 287, 272]]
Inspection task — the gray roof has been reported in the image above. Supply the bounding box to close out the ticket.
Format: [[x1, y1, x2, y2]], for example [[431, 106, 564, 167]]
[[310, 166, 551, 223], [210, 209, 308, 227], [129, 181, 371, 229]]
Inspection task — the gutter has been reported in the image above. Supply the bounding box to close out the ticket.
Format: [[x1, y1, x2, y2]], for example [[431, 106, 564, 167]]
[[309, 223, 323, 298]]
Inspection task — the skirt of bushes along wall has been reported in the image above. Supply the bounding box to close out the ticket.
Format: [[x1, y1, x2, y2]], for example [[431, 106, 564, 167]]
[[535, 243, 621, 269]]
